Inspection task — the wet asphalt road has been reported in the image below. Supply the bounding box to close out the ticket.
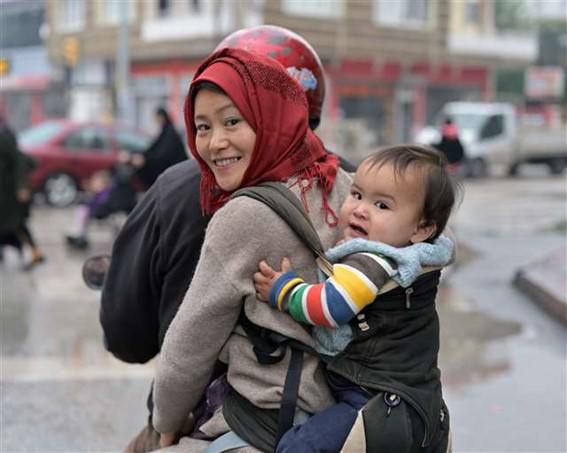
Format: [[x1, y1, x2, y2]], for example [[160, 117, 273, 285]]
[[438, 171, 566, 452], [1, 168, 566, 452]]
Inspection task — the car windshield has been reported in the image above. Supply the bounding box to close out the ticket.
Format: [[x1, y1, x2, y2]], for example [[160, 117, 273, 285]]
[[18, 121, 66, 147]]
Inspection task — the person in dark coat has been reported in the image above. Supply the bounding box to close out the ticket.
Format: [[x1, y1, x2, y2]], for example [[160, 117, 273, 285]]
[[0, 115, 45, 268], [134, 107, 188, 189], [435, 118, 465, 166], [0, 116, 27, 236]]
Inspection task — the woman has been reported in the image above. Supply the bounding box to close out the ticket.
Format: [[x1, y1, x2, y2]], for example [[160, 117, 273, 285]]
[[152, 48, 352, 450]]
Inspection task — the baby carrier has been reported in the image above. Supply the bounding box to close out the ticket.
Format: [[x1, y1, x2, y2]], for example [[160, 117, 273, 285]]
[[217, 182, 451, 453]]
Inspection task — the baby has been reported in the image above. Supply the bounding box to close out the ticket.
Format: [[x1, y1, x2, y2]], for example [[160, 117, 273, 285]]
[[254, 144, 458, 452]]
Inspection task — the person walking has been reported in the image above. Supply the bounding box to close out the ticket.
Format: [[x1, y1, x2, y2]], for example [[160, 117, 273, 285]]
[[0, 115, 45, 269]]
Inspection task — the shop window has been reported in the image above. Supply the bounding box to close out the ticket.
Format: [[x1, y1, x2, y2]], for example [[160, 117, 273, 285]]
[[373, 0, 431, 27], [464, 0, 480, 24], [133, 75, 169, 133], [190, 0, 201, 13], [282, 0, 342, 19], [158, 0, 170, 16], [57, 0, 86, 31], [98, 0, 136, 25], [179, 74, 194, 123], [0, 4, 43, 48]]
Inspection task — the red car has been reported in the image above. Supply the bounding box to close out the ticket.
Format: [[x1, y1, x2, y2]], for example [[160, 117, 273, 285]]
[[19, 119, 150, 207]]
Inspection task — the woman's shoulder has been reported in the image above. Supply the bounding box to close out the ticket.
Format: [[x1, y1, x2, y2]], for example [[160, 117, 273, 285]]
[[206, 194, 282, 236], [201, 190, 297, 269]]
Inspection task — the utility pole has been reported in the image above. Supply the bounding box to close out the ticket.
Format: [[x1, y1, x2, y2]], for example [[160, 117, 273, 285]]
[[116, 0, 131, 123]]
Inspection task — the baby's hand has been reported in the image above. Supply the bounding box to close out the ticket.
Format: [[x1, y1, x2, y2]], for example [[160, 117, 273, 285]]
[[253, 258, 291, 302]]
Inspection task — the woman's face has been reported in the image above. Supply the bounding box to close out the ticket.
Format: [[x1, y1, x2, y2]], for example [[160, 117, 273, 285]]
[[193, 89, 256, 192]]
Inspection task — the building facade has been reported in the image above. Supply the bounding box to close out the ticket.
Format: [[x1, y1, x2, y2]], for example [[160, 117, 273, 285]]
[[44, 0, 538, 159], [0, 0, 65, 131]]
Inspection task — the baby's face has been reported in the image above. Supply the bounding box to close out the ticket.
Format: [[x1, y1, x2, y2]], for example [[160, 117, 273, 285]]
[[338, 161, 435, 247]]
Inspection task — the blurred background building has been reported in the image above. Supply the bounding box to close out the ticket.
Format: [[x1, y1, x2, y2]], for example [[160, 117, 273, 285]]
[[0, 0, 65, 131], [1, 0, 565, 154]]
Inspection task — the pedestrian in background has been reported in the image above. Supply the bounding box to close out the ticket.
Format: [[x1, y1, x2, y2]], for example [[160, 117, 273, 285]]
[[0, 114, 45, 269], [435, 118, 466, 175], [134, 107, 187, 190]]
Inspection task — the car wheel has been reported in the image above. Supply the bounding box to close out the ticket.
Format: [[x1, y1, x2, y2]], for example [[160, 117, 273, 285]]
[[507, 163, 520, 177], [467, 158, 488, 178], [44, 172, 78, 207], [548, 158, 566, 175]]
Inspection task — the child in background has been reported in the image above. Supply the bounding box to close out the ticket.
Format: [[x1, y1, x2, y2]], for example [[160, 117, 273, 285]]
[[65, 170, 112, 249], [254, 144, 457, 452]]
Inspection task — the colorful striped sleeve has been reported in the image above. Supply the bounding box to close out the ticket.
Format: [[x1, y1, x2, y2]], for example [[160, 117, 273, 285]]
[[267, 253, 394, 327]]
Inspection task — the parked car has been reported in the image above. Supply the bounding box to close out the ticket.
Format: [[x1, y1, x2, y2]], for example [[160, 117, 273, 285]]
[[18, 119, 150, 207]]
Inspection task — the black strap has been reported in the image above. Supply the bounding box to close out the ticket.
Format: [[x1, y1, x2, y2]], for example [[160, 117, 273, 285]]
[[276, 347, 304, 444], [238, 310, 287, 365], [238, 310, 316, 362], [231, 184, 326, 442], [238, 310, 316, 443]]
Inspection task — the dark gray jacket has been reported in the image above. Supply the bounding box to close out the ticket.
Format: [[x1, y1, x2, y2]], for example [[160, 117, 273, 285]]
[[327, 270, 448, 451]]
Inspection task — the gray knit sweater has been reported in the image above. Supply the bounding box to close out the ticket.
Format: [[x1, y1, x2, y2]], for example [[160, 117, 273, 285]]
[[153, 169, 353, 434]]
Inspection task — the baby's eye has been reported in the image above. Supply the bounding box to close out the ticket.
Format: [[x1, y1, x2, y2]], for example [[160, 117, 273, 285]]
[[225, 118, 241, 127], [375, 201, 389, 210], [350, 190, 362, 200]]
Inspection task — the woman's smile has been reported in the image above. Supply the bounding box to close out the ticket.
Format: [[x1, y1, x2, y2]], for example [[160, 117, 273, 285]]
[[213, 156, 242, 168]]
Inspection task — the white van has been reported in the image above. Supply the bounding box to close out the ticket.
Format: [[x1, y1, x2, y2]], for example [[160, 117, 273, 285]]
[[416, 102, 567, 177]]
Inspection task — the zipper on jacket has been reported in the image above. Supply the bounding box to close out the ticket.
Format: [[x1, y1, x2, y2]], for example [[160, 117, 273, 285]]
[[405, 287, 414, 309]]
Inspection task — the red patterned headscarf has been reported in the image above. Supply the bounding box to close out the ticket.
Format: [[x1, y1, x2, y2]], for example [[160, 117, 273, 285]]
[[184, 48, 339, 224]]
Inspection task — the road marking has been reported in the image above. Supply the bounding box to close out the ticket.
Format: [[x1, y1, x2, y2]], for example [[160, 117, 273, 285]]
[[1, 356, 155, 382]]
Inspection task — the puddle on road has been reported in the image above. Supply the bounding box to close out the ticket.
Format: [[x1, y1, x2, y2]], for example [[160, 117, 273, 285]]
[[438, 283, 522, 392], [1, 255, 153, 382]]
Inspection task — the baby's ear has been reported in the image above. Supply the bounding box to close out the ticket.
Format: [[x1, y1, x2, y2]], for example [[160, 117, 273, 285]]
[[410, 220, 437, 244]]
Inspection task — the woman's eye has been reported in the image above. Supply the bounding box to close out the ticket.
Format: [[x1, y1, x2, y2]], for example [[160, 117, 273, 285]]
[[375, 201, 389, 210], [226, 118, 240, 127], [195, 124, 209, 132]]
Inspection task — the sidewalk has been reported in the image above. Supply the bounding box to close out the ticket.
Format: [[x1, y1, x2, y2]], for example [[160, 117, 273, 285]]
[[513, 247, 567, 325]]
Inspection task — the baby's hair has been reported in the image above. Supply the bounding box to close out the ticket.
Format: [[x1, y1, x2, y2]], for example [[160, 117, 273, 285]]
[[362, 144, 460, 241]]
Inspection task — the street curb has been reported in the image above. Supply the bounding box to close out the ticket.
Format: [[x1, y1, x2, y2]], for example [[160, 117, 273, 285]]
[[513, 269, 567, 325]]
